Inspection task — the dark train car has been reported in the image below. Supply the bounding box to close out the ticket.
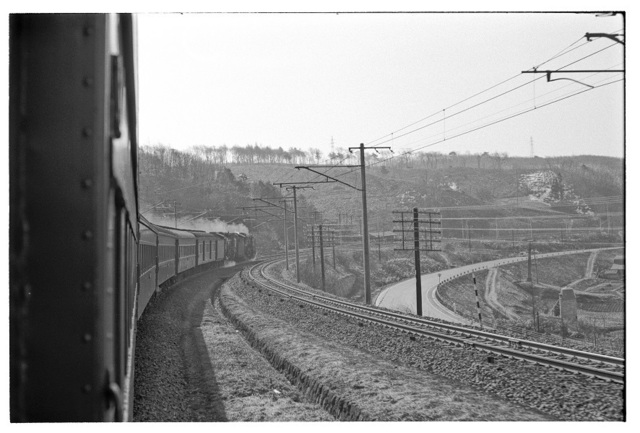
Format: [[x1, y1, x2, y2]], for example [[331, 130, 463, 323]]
[[192, 231, 216, 265], [236, 233, 247, 260], [165, 227, 197, 273], [212, 232, 227, 263], [245, 234, 256, 259], [228, 232, 254, 261], [10, 14, 139, 421], [138, 218, 158, 319], [149, 224, 177, 285], [221, 233, 235, 261], [152, 224, 178, 286]]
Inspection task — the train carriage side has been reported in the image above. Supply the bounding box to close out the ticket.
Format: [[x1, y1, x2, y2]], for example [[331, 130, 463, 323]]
[[10, 14, 139, 422], [165, 228, 197, 273], [245, 234, 255, 259], [192, 231, 215, 265], [138, 219, 158, 319], [210, 233, 225, 265], [151, 225, 178, 285]]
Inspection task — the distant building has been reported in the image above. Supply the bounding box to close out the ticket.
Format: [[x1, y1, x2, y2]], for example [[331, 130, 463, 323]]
[[601, 255, 624, 280]]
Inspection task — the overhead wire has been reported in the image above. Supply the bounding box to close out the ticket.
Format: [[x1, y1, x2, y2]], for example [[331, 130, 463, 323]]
[[262, 32, 624, 218], [331, 70, 623, 179], [275, 35, 600, 185]]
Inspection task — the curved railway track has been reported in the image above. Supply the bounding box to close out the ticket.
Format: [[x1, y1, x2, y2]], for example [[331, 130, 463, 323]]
[[243, 257, 624, 385]]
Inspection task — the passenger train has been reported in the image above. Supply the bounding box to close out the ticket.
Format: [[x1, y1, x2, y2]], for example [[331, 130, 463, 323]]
[[10, 13, 253, 422]]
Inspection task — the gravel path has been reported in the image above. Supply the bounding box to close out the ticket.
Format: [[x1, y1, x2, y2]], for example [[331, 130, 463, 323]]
[[133, 265, 333, 421]]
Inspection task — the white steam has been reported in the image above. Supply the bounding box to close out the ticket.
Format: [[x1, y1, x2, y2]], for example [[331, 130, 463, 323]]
[[145, 214, 249, 234]]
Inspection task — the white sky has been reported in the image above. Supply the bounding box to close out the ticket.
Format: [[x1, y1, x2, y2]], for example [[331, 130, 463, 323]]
[[137, 10, 625, 158]]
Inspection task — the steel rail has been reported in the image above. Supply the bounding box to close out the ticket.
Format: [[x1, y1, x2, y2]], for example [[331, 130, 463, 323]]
[[258, 258, 623, 366], [247, 258, 624, 384]]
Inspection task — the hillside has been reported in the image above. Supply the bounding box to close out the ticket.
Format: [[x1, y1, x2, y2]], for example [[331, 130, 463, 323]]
[[137, 145, 623, 253], [228, 155, 623, 248]]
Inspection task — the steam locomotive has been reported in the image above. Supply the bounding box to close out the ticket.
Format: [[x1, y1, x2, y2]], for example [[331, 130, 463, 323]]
[[10, 13, 253, 422]]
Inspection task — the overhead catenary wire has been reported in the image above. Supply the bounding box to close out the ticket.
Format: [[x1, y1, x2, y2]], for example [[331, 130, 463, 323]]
[[329, 76, 623, 179], [277, 36, 597, 185], [275, 33, 621, 191], [304, 53, 623, 183]]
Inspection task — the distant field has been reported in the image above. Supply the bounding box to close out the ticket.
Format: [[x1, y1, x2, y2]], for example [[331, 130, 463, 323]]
[[436, 248, 624, 351], [499, 253, 591, 287]]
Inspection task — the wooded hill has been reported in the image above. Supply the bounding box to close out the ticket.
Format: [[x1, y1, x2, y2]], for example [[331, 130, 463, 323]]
[[138, 144, 624, 249]]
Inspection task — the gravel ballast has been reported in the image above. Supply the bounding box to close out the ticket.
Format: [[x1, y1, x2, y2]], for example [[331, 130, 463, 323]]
[[231, 269, 624, 421], [220, 277, 553, 421], [134, 262, 624, 422]]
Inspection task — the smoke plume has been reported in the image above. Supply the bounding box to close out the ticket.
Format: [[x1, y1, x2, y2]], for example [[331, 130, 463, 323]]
[[146, 214, 249, 234]]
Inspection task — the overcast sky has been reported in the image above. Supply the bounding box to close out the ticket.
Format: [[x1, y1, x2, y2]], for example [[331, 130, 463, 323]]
[[137, 11, 624, 158]]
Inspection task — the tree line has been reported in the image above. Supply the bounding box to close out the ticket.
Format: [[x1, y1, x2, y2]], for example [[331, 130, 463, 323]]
[[145, 143, 517, 169]]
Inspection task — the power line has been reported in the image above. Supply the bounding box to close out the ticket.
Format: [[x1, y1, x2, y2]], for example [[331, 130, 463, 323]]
[[277, 34, 622, 192]]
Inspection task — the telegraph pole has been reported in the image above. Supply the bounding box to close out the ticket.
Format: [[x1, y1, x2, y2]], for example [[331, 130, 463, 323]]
[[527, 241, 533, 283], [349, 143, 392, 304], [319, 224, 326, 291], [358, 143, 372, 303], [294, 143, 391, 304], [174, 200, 178, 228], [413, 208, 423, 316], [332, 231, 336, 269], [273, 184, 313, 283], [393, 208, 442, 316], [311, 225, 316, 270], [292, 187, 300, 282], [283, 200, 289, 270]]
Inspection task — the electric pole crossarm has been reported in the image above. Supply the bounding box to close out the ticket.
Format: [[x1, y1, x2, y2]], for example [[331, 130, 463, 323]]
[[253, 219, 283, 229], [521, 70, 625, 74], [521, 69, 624, 87], [295, 165, 360, 168], [239, 207, 282, 219], [585, 32, 624, 45], [240, 205, 281, 209], [273, 181, 321, 187], [295, 167, 361, 191], [252, 198, 287, 211], [254, 196, 294, 200], [348, 146, 392, 152]]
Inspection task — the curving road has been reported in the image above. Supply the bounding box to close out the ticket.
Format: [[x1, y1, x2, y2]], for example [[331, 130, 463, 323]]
[[374, 247, 621, 325]]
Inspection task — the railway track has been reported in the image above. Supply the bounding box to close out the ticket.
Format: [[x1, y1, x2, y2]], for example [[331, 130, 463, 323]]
[[243, 257, 625, 385]]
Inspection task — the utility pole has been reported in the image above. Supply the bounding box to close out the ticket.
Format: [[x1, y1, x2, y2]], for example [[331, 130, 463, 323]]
[[292, 187, 300, 282], [174, 200, 178, 228], [332, 231, 336, 270], [311, 225, 316, 270], [377, 218, 382, 261], [527, 241, 533, 283], [472, 273, 484, 329], [319, 224, 326, 291], [393, 208, 442, 316], [350, 143, 391, 304], [413, 209, 423, 316], [273, 184, 313, 283], [295, 143, 392, 305], [283, 200, 289, 270]]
